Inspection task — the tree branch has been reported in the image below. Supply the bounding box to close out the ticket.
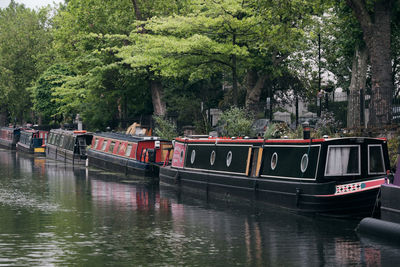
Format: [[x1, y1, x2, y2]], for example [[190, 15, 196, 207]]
[[345, 0, 372, 35]]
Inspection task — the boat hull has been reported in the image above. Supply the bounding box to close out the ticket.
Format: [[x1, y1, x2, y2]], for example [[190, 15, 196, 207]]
[[46, 144, 87, 165], [160, 166, 383, 217], [87, 149, 159, 177]]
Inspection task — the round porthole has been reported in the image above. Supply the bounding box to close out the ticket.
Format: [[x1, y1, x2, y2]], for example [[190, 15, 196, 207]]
[[210, 150, 216, 166], [301, 154, 309, 173], [226, 151, 232, 167], [191, 150, 196, 164], [271, 152, 278, 170]]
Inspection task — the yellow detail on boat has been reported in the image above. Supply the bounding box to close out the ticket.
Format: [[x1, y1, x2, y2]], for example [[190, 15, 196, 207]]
[[34, 147, 45, 153]]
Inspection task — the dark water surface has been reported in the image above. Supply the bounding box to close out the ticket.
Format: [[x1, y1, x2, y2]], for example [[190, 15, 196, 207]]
[[0, 149, 399, 266]]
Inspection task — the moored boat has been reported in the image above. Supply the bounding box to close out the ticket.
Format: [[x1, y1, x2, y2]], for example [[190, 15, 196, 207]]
[[0, 126, 21, 150], [46, 129, 93, 164], [160, 134, 390, 217], [16, 129, 48, 155], [357, 145, 400, 241], [87, 132, 172, 177]]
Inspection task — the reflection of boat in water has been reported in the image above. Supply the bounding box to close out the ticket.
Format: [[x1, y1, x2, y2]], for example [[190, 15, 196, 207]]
[[160, 135, 390, 217], [46, 129, 93, 165], [159, 184, 387, 266], [16, 129, 48, 155], [87, 132, 171, 177], [0, 127, 20, 150], [90, 178, 159, 211]]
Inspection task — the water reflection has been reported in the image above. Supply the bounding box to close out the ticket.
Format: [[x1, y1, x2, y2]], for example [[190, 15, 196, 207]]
[[0, 149, 399, 266]]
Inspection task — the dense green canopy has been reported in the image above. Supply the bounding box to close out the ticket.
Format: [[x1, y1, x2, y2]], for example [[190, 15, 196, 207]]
[[0, 0, 398, 131]]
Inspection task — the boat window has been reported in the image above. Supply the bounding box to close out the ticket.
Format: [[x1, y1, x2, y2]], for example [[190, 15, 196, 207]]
[[125, 144, 132, 157], [191, 150, 196, 164], [64, 136, 71, 149], [325, 145, 360, 176], [368, 145, 385, 174], [226, 151, 232, 167], [101, 140, 108, 151], [55, 134, 61, 146], [59, 135, 65, 147], [69, 136, 75, 150], [300, 154, 308, 173], [115, 143, 121, 154], [48, 133, 54, 144], [108, 141, 115, 153], [94, 138, 99, 149], [271, 152, 278, 170], [210, 150, 216, 166]]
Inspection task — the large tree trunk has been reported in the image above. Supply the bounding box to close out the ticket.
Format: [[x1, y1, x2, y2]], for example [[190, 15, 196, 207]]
[[151, 80, 166, 116], [347, 45, 368, 129], [347, 0, 393, 127], [245, 68, 267, 114]]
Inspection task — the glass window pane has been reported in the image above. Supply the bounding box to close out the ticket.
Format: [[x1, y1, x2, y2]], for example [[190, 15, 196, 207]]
[[108, 141, 115, 153], [369, 145, 385, 174], [101, 140, 108, 151], [125, 144, 132, 157], [325, 146, 359, 176]]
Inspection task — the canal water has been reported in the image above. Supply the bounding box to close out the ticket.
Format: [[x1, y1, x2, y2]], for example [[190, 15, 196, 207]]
[[0, 149, 399, 266]]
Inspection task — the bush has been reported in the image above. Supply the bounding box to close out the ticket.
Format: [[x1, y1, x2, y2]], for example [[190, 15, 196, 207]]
[[218, 107, 254, 137], [264, 123, 291, 139], [388, 136, 399, 171], [153, 116, 178, 140]]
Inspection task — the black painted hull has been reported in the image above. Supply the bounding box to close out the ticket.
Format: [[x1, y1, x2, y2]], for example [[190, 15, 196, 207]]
[[46, 145, 86, 165], [87, 149, 159, 177], [160, 167, 381, 217]]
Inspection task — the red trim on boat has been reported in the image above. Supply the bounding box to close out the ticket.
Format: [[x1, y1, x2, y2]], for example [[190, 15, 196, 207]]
[[174, 137, 326, 144]]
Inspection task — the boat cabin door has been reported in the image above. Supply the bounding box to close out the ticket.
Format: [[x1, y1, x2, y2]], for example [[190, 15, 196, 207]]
[[77, 137, 87, 156], [246, 147, 263, 177]]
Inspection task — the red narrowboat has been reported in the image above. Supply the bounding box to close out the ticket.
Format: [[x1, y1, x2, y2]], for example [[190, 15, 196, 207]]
[[0, 127, 20, 150], [87, 132, 172, 177]]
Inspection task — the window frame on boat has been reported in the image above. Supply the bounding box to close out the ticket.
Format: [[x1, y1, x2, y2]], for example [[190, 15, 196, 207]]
[[210, 150, 216, 166], [300, 153, 308, 173], [324, 145, 361, 177], [93, 138, 99, 149], [101, 139, 108, 151], [270, 152, 278, 170], [191, 149, 196, 164], [367, 144, 386, 175], [226, 151, 232, 167]]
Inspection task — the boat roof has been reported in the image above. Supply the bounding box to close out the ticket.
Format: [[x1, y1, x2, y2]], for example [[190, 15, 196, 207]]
[[50, 128, 91, 136], [174, 136, 387, 144], [92, 131, 165, 142]]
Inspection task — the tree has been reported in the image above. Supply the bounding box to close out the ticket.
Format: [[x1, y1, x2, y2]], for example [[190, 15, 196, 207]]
[[0, 1, 53, 124], [346, 0, 394, 126]]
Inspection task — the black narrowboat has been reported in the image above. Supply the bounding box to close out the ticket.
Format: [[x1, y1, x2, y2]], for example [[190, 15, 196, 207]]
[[160, 136, 390, 217], [358, 145, 400, 241], [87, 132, 172, 177], [46, 129, 93, 164], [0, 127, 20, 150], [16, 129, 48, 155]]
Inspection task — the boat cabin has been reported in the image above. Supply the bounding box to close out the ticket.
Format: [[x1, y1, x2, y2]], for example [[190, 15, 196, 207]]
[[161, 136, 390, 216], [46, 129, 93, 164], [0, 127, 21, 149], [88, 132, 172, 176]]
